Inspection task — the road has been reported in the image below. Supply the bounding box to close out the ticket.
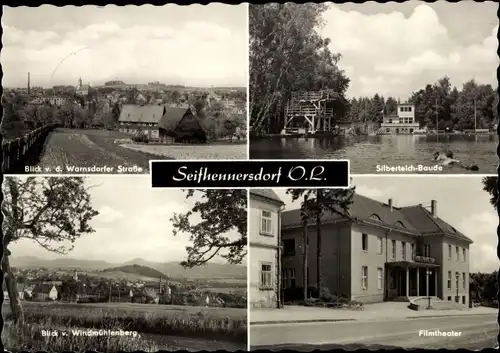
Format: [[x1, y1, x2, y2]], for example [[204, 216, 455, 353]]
[[250, 314, 498, 350]]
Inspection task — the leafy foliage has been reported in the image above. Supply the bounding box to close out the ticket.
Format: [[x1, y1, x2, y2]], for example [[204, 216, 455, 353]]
[[482, 176, 498, 210], [249, 4, 350, 133], [347, 76, 498, 130], [170, 190, 247, 268], [2, 177, 100, 253]]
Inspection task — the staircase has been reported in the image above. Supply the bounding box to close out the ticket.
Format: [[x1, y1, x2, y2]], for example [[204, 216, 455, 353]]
[[408, 296, 467, 311]]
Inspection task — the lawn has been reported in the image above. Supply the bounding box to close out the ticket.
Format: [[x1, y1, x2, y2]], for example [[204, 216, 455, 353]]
[[35, 128, 247, 173], [121, 142, 247, 160], [3, 301, 247, 344], [36, 128, 170, 173]]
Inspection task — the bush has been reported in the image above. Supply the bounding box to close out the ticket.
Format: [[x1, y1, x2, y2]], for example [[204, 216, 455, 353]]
[[132, 134, 149, 143]]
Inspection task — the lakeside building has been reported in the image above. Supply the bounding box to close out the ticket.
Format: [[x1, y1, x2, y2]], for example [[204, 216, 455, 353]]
[[280, 194, 472, 305], [380, 103, 420, 134], [249, 190, 285, 308]]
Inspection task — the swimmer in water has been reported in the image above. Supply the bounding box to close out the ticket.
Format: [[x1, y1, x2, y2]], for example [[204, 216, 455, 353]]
[[433, 151, 479, 171]]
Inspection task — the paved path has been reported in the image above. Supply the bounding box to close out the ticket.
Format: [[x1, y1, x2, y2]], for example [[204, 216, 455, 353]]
[[251, 314, 498, 350], [250, 302, 497, 324]]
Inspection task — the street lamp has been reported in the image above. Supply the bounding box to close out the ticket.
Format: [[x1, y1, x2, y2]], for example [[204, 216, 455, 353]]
[[426, 269, 432, 309], [455, 272, 460, 303]]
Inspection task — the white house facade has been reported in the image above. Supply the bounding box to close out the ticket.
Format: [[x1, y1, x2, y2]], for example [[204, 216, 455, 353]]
[[249, 190, 285, 308]]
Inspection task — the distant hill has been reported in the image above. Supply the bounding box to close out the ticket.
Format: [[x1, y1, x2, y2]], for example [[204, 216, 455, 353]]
[[102, 264, 167, 279], [11, 256, 246, 280]]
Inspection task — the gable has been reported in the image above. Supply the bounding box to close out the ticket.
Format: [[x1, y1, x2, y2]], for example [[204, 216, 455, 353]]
[[175, 113, 202, 132]]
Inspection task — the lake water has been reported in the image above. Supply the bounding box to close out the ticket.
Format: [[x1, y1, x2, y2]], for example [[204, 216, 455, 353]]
[[250, 134, 498, 174]]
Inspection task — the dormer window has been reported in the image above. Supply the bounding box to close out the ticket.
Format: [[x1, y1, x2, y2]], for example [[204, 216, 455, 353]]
[[369, 214, 382, 222], [395, 221, 406, 228]]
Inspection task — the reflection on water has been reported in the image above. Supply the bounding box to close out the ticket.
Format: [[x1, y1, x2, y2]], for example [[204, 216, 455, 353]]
[[251, 134, 498, 174]]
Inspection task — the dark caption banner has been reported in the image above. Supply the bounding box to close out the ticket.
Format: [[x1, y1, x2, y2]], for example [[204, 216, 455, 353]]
[[151, 160, 349, 188]]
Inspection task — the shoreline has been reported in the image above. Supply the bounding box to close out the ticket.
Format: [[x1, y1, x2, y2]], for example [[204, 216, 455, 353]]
[[251, 132, 497, 139]]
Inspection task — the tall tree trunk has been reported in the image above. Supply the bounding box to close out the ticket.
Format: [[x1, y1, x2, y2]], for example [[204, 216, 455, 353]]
[[4, 177, 24, 325], [2, 251, 24, 326], [303, 220, 308, 304], [316, 190, 323, 293]]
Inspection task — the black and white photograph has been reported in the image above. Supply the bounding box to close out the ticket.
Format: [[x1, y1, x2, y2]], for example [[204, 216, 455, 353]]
[[1, 4, 248, 175], [2, 177, 247, 351], [249, 177, 498, 350], [249, 2, 498, 174]]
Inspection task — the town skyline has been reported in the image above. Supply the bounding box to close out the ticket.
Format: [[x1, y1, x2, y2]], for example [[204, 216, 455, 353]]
[[7, 177, 242, 265], [275, 176, 498, 274], [2, 4, 248, 88], [321, 1, 498, 99]]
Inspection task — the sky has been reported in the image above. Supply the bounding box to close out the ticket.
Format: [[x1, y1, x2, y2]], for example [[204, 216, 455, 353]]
[[1, 4, 248, 88], [274, 176, 499, 273], [8, 177, 242, 264], [320, 1, 499, 99]]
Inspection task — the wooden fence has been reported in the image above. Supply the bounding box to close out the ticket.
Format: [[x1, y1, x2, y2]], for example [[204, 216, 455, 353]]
[[2, 124, 56, 174]]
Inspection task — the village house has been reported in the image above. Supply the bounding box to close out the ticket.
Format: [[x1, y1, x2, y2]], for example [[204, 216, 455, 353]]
[[118, 104, 208, 143], [32, 284, 58, 301], [249, 190, 285, 308], [380, 103, 420, 134], [280, 194, 472, 305]]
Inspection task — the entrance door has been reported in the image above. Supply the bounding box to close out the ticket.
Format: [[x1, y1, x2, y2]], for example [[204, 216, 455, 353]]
[[398, 271, 405, 296]]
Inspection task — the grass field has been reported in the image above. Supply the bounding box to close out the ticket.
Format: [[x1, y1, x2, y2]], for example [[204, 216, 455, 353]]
[[121, 142, 247, 160], [36, 128, 247, 173], [36, 129, 167, 173], [3, 301, 246, 351]]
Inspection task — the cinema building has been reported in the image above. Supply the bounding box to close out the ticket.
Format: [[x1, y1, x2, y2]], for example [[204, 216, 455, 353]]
[[280, 194, 472, 305]]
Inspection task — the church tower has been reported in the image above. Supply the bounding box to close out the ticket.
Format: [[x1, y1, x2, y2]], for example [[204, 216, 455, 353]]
[[78, 77, 83, 87], [73, 271, 79, 281], [27, 72, 31, 96]]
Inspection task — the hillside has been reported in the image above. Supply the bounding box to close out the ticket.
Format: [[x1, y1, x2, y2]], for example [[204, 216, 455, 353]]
[[101, 264, 167, 279], [11, 256, 246, 280]]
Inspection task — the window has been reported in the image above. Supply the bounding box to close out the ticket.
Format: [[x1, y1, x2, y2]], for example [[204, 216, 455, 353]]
[[377, 268, 383, 290], [448, 296, 452, 301], [456, 272, 459, 290], [456, 246, 460, 261], [391, 240, 396, 259], [462, 296, 466, 305], [260, 263, 272, 289], [399, 118, 404, 123], [362, 266, 368, 290], [447, 271, 452, 290], [448, 245, 452, 259], [289, 269, 296, 288], [283, 239, 295, 256], [410, 244, 415, 260], [424, 244, 431, 257], [463, 248, 466, 262], [401, 242, 406, 260], [362, 233, 368, 251], [260, 210, 272, 235], [462, 273, 466, 289], [377, 237, 383, 254], [408, 107, 412, 112]]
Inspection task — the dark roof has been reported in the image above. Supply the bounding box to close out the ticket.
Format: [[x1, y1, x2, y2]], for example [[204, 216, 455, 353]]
[[157, 106, 192, 131], [282, 194, 415, 232], [118, 104, 166, 124], [282, 193, 472, 243], [32, 284, 57, 294], [251, 189, 284, 205], [400, 206, 472, 243]]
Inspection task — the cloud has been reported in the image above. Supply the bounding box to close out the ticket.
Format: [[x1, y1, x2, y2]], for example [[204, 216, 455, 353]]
[[97, 205, 124, 223], [320, 4, 498, 98], [2, 17, 246, 87], [458, 211, 499, 273]]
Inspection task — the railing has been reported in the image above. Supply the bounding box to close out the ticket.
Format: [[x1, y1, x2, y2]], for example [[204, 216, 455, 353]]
[[2, 124, 56, 174]]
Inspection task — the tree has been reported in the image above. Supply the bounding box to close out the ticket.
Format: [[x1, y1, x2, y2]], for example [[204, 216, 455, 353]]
[[287, 187, 355, 294], [2, 177, 99, 324], [170, 190, 247, 267], [482, 176, 498, 210], [249, 4, 350, 133]]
